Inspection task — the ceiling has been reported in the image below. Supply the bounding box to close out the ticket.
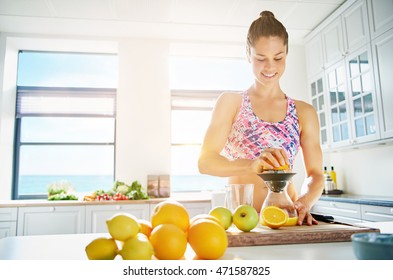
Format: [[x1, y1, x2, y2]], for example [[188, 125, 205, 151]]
[[0, 0, 346, 45]]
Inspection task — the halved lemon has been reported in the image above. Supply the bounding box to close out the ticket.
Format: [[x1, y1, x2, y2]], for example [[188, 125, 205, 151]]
[[260, 206, 288, 229]]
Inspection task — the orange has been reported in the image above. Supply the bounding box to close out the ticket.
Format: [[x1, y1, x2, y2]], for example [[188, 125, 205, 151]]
[[151, 200, 190, 232], [284, 216, 299, 226], [138, 219, 153, 237], [260, 206, 288, 229], [149, 224, 187, 260], [188, 218, 228, 260], [273, 164, 289, 171], [190, 214, 222, 227]]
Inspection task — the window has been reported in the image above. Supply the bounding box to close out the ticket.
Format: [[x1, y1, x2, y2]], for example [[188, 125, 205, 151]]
[[169, 56, 252, 192], [13, 51, 118, 199]]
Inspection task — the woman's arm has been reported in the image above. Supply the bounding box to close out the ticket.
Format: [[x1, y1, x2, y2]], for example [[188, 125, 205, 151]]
[[294, 101, 325, 225], [198, 93, 260, 177]]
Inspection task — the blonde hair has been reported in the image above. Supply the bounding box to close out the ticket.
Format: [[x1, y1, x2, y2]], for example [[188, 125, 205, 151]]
[[247, 11, 289, 54]]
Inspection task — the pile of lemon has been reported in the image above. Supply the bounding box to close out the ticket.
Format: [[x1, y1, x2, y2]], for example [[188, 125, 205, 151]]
[[85, 200, 229, 260]]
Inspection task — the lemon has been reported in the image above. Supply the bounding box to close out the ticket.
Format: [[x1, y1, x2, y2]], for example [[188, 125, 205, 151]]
[[119, 233, 154, 260], [85, 237, 118, 260], [106, 213, 141, 241]]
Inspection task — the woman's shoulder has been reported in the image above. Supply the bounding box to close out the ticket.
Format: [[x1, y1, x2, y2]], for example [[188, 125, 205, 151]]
[[215, 91, 243, 106], [218, 91, 243, 100], [292, 99, 316, 115]]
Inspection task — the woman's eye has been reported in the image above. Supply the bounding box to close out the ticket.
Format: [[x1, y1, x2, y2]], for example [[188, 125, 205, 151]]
[[275, 58, 282, 61]]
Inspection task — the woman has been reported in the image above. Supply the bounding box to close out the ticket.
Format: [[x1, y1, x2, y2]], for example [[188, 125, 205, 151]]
[[198, 11, 324, 226]]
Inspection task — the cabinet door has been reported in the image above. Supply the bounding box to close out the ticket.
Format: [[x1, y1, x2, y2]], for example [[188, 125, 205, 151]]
[[0, 207, 17, 222], [0, 222, 17, 238], [326, 62, 352, 147], [342, 0, 370, 53], [322, 19, 345, 67], [305, 34, 325, 78], [85, 204, 150, 233], [182, 202, 211, 218], [373, 28, 393, 139], [368, 0, 393, 39], [309, 74, 329, 148], [346, 47, 380, 143], [361, 204, 393, 222], [17, 206, 85, 236], [312, 200, 362, 224]]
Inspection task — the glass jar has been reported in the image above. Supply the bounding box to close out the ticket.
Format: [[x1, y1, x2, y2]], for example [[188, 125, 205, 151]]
[[258, 172, 298, 224]]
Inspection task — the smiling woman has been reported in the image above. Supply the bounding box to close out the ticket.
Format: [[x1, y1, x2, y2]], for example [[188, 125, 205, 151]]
[[13, 51, 118, 199]]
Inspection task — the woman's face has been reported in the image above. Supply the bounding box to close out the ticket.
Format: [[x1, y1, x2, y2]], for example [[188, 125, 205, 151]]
[[248, 36, 287, 88]]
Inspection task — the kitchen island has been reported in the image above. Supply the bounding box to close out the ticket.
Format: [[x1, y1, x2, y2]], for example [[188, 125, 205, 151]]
[[1, 221, 391, 260]]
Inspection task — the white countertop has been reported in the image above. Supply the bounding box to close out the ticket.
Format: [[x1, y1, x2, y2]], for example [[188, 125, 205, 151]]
[[0, 233, 355, 260], [1, 222, 391, 260]]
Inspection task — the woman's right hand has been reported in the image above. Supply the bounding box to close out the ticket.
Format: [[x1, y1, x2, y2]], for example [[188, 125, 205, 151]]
[[253, 147, 290, 172]]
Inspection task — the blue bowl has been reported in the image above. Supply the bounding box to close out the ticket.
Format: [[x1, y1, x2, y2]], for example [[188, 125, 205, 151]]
[[351, 233, 393, 260]]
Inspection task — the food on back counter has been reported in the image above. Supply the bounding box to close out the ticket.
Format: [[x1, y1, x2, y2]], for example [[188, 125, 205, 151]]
[[83, 180, 149, 201], [47, 180, 78, 201]]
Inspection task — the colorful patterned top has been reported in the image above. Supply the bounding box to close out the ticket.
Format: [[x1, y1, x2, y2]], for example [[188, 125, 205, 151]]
[[221, 91, 300, 167]]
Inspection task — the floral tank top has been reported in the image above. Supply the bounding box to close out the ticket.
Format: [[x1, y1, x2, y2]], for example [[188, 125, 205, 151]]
[[221, 91, 300, 167]]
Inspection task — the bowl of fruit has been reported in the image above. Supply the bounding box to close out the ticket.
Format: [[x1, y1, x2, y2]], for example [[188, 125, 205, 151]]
[[351, 232, 393, 260]]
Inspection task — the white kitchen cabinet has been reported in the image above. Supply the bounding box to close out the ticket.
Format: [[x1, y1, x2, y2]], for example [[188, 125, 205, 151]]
[[17, 206, 85, 236], [311, 200, 362, 224], [361, 204, 393, 222], [373, 28, 393, 139], [309, 74, 329, 148], [182, 202, 211, 218], [322, 19, 345, 67], [305, 34, 325, 78], [342, 0, 370, 54], [85, 204, 150, 233], [325, 46, 380, 148], [346, 46, 380, 144], [322, 0, 370, 68], [0, 207, 17, 238], [367, 0, 393, 39]]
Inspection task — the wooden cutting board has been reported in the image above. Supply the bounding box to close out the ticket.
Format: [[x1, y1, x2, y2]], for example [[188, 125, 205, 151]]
[[227, 222, 380, 247]]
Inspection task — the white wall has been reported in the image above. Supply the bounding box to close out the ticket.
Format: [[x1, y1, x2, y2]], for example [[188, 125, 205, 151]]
[[116, 39, 171, 184], [325, 143, 393, 197]]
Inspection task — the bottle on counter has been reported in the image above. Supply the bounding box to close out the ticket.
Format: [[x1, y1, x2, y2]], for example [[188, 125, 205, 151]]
[[330, 166, 337, 185], [323, 166, 328, 178]]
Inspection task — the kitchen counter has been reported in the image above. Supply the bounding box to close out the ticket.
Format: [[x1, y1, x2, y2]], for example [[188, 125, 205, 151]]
[[1, 222, 392, 260], [0, 233, 356, 260], [0, 191, 213, 207], [319, 194, 393, 207]]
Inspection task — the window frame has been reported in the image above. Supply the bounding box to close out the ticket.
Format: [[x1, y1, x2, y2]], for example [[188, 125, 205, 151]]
[[13, 86, 117, 199]]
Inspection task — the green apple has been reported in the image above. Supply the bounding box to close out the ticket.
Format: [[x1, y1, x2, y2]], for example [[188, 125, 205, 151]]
[[232, 205, 259, 232], [209, 206, 233, 230]]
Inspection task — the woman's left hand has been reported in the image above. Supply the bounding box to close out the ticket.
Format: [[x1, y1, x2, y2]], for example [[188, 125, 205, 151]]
[[293, 199, 318, 226]]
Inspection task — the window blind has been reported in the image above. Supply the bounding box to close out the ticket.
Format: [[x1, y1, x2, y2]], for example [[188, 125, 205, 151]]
[[16, 86, 116, 117], [171, 90, 221, 111]]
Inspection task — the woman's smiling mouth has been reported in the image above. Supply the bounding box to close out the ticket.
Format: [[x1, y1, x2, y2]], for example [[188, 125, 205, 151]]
[[262, 72, 277, 78]]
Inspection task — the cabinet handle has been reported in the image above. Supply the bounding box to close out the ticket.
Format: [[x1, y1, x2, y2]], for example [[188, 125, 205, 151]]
[[49, 207, 55, 212], [390, 208, 393, 214], [116, 205, 121, 210], [330, 202, 336, 207]]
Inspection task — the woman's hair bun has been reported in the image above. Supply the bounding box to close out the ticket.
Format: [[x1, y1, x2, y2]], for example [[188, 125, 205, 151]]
[[260, 11, 275, 18]]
